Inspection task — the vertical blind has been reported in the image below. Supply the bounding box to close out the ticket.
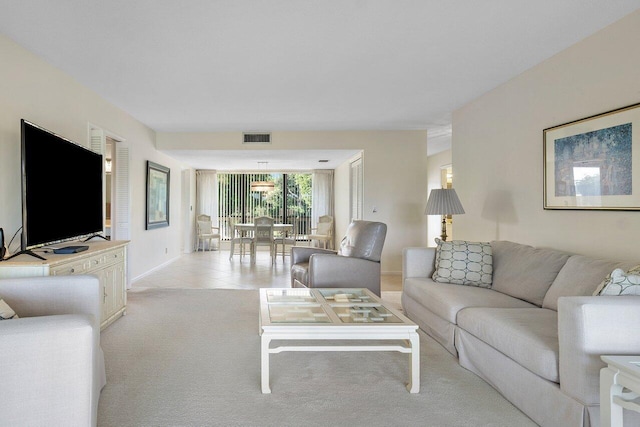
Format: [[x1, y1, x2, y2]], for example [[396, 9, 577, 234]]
[[217, 173, 312, 240]]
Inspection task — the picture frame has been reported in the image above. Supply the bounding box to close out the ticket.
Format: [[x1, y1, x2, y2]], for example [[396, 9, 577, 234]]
[[543, 102, 640, 210], [146, 161, 170, 229]]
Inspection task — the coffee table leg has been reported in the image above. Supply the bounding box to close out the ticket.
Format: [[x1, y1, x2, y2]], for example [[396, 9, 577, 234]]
[[600, 365, 623, 427], [407, 332, 420, 393], [261, 334, 272, 393]]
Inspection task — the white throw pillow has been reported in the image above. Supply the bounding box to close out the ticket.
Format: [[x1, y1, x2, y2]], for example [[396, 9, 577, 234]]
[[0, 298, 18, 320], [432, 238, 493, 288], [595, 265, 640, 296]]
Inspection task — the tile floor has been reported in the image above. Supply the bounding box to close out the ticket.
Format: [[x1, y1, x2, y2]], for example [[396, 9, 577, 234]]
[[132, 248, 403, 306]]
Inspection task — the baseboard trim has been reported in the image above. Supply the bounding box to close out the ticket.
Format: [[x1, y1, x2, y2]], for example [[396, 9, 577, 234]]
[[131, 255, 181, 285]]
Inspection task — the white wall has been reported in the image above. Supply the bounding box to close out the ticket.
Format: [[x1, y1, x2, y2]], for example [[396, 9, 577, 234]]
[[0, 34, 185, 280], [158, 130, 429, 272], [453, 10, 640, 262], [180, 169, 197, 253], [0, 32, 431, 277], [333, 154, 355, 243]]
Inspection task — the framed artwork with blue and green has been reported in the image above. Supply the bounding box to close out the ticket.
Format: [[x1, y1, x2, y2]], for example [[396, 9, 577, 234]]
[[544, 102, 640, 210], [146, 161, 170, 229]]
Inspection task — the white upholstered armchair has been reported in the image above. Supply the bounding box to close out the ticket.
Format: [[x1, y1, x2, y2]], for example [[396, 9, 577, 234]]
[[0, 275, 106, 426]]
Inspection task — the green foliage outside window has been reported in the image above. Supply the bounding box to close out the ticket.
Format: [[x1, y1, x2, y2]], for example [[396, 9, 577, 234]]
[[217, 172, 312, 238]]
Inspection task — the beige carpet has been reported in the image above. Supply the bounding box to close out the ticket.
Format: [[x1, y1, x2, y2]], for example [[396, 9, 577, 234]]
[[98, 288, 535, 426]]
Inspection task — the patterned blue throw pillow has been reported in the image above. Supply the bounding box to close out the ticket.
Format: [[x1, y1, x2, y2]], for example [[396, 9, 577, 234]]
[[595, 265, 640, 296], [0, 298, 18, 320], [432, 239, 493, 288]]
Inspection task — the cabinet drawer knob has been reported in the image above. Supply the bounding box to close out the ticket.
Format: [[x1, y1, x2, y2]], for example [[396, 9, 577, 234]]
[[70, 268, 75, 273]]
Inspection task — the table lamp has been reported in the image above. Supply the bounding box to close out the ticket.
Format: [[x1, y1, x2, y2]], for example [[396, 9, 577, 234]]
[[425, 188, 465, 241]]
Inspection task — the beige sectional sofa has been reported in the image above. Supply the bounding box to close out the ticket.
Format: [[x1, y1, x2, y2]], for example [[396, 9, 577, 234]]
[[402, 241, 640, 427]]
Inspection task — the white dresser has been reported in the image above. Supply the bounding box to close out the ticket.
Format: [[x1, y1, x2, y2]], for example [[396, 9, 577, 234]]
[[0, 240, 129, 330]]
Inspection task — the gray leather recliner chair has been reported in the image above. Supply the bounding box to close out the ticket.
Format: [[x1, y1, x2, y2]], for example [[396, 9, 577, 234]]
[[290, 220, 387, 295]]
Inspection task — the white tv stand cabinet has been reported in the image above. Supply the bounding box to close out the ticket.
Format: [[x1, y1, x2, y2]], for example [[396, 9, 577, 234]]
[[0, 240, 129, 330]]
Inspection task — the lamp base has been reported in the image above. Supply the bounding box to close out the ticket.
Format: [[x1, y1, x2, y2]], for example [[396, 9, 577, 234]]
[[440, 215, 448, 241]]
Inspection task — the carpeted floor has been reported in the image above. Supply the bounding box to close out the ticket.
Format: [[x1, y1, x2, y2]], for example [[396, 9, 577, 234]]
[[98, 288, 536, 426]]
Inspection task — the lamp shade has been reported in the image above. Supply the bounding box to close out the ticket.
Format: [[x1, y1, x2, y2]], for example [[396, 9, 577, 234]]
[[425, 188, 465, 215]]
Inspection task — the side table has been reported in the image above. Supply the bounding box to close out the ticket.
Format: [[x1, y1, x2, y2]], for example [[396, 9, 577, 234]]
[[600, 355, 640, 427]]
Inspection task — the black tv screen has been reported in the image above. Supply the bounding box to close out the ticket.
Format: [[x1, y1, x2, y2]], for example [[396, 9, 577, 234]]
[[21, 120, 103, 249]]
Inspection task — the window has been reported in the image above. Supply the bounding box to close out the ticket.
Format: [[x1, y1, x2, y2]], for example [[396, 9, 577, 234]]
[[217, 173, 312, 240]]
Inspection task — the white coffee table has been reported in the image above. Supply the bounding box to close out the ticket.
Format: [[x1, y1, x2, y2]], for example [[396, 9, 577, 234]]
[[600, 355, 640, 427], [259, 288, 420, 394]]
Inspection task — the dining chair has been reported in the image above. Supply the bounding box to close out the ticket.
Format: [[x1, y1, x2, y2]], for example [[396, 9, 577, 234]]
[[308, 215, 334, 249], [252, 216, 275, 264], [228, 217, 252, 260], [196, 214, 220, 251], [274, 222, 297, 262]]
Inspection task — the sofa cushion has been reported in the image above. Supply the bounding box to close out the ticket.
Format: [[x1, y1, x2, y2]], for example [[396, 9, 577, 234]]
[[457, 307, 559, 383], [403, 277, 536, 324], [491, 241, 571, 306], [432, 239, 493, 288], [543, 255, 636, 310], [597, 265, 640, 296], [0, 298, 18, 319]]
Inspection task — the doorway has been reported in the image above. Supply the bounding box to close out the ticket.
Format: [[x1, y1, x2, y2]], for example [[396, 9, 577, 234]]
[[350, 157, 363, 221], [89, 124, 130, 242], [441, 164, 454, 239], [105, 138, 114, 238]]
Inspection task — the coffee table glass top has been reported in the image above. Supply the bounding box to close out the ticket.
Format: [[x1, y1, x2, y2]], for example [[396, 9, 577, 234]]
[[266, 288, 317, 303], [262, 288, 404, 325], [331, 304, 402, 323], [318, 289, 374, 303], [268, 304, 331, 323]]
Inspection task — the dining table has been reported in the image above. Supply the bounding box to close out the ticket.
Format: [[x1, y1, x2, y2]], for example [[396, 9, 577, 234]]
[[233, 223, 294, 262], [234, 223, 293, 234]]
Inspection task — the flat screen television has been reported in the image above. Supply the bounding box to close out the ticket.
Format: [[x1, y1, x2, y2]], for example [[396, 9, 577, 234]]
[[21, 119, 103, 250]]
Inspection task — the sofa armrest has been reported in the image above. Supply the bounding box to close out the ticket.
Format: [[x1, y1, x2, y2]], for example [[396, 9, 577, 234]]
[[291, 247, 336, 265], [0, 314, 94, 425], [0, 275, 101, 323], [558, 296, 640, 405], [402, 247, 436, 280], [308, 254, 381, 295]]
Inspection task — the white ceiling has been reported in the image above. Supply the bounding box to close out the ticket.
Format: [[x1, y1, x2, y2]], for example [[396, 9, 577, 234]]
[[1, 1, 638, 169]]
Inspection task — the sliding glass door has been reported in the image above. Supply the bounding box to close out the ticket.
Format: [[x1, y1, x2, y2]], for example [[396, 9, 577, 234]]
[[217, 173, 312, 240]]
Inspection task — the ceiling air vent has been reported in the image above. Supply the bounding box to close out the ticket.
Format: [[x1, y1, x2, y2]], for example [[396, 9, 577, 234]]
[[243, 133, 271, 144]]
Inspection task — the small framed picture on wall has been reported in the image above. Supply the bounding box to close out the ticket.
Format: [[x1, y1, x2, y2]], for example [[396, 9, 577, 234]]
[[146, 161, 170, 229]]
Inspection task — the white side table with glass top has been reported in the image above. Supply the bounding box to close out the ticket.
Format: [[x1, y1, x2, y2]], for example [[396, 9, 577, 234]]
[[259, 287, 420, 394], [600, 355, 640, 427]]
